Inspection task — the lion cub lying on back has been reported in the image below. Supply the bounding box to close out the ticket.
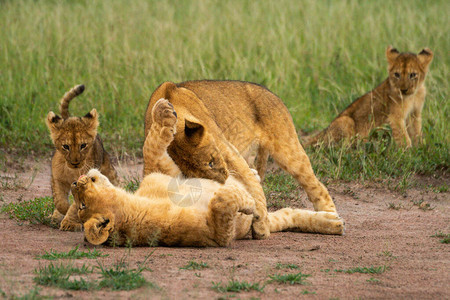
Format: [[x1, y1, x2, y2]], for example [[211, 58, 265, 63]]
[[72, 99, 344, 247], [46, 85, 119, 231], [305, 46, 433, 147]]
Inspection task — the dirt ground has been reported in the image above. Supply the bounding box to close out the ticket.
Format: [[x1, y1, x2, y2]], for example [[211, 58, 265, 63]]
[[0, 157, 448, 299]]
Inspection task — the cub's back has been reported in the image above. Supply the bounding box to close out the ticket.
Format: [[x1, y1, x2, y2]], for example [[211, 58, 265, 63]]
[[177, 80, 294, 135]]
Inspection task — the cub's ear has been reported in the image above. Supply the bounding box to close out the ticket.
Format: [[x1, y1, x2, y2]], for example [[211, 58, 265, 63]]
[[83, 213, 115, 245], [184, 119, 205, 146], [46, 111, 63, 132], [417, 48, 433, 69], [386, 46, 400, 65], [82, 108, 99, 131]]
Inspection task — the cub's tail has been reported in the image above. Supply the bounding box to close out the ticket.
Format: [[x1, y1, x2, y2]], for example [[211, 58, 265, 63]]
[[60, 84, 85, 119]]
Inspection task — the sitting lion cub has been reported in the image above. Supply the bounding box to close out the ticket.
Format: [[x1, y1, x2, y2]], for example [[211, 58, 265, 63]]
[[46, 84, 119, 231], [305, 46, 433, 147], [72, 99, 344, 247]]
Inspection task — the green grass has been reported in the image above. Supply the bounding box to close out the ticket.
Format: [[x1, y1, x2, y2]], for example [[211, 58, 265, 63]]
[[123, 176, 141, 193], [1, 196, 54, 226], [180, 260, 210, 270], [97, 252, 154, 291], [431, 231, 450, 244], [33, 263, 95, 291], [334, 265, 388, 274], [268, 272, 311, 285], [34, 253, 153, 291], [263, 171, 300, 208], [212, 280, 265, 293], [275, 263, 300, 270], [0, 0, 448, 181], [36, 246, 108, 260]]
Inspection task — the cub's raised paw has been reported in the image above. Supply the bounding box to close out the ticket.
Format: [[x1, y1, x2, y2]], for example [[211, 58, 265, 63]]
[[152, 98, 177, 129], [60, 219, 83, 232]]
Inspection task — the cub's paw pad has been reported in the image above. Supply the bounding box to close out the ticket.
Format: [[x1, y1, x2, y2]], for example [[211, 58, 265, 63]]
[[153, 98, 177, 128]]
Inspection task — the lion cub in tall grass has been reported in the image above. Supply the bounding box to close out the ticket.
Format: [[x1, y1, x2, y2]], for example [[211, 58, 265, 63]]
[[70, 99, 343, 247], [46, 84, 118, 231], [305, 46, 433, 147]]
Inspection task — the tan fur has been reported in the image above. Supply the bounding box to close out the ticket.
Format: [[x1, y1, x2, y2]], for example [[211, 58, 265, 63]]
[[73, 102, 343, 247], [45, 84, 119, 231], [144, 81, 340, 240], [305, 46, 433, 147]]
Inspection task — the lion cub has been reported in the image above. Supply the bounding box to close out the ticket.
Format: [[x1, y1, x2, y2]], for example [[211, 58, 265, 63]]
[[305, 46, 433, 147], [46, 84, 118, 231], [71, 99, 343, 247]]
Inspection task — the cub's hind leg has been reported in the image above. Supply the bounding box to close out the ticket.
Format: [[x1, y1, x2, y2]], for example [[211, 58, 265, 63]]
[[261, 132, 338, 213], [143, 98, 181, 177], [207, 186, 255, 246], [269, 208, 344, 235]]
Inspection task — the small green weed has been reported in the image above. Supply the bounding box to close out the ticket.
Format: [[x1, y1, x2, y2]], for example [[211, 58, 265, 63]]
[[212, 280, 265, 293], [275, 263, 300, 270], [1, 196, 54, 226], [123, 176, 141, 193], [301, 289, 316, 295], [387, 202, 403, 210], [433, 184, 448, 193], [411, 200, 434, 211], [334, 265, 388, 274], [366, 277, 381, 283], [36, 246, 108, 260], [431, 231, 450, 244], [180, 260, 209, 270], [268, 272, 311, 285], [33, 263, 95, 291], [97, 254, 153, 291]]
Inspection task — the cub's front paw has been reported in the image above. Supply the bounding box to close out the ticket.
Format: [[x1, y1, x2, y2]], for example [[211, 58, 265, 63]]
[[60, 219, 83, 232], [152, 98, 177, 129]]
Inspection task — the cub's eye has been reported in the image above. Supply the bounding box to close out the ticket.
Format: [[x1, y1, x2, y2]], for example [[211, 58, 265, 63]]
[[394, 72, 400, 79], [409, 73, 417, 79], [91, 177, 96, 182], [80, 143, 87, 150], [62, 144, 70, 150], [208, 160, 214, 168], [79, 203, 86, 210]]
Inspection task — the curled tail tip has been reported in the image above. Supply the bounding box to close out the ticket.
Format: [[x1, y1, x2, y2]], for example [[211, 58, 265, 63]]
[[74, 84, 85, 95]]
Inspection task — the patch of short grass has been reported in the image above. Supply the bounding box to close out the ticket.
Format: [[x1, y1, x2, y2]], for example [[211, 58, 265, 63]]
[[307, 134, 449, 184], [97, 254, 154, 291], [268, 272, 311, 285], [263, 171, 300, 208], [431, 231, 450, 244], [212, 280, 265, 293], [1, 196, 54, 226], [275, 263, 300, 270], [36, 246, 108, 260], [33, 263, 95, 291], [334, 265, 388, 274], [180, 260, 209, 270]]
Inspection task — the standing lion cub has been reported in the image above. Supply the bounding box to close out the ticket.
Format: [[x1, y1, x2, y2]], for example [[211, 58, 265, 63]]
[[46, 84, 118, 231], [305, 46, 433, 147]]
